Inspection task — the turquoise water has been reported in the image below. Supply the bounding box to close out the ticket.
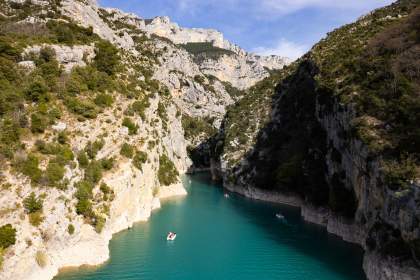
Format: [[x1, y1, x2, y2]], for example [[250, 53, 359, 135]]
[[55, 173, 366, 280]]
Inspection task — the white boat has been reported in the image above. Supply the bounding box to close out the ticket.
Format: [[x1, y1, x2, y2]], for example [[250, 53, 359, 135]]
[[224, 194, 230, 198], [276, 213, 285, 219], [167, 232, 176, 241]]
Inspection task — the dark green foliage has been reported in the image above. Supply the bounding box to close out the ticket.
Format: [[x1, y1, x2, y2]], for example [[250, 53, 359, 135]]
[[74, 180, 94, 217], [100, 157, 114, 171], [46, 162, 65, 186], [84, 160, 103, 184], [0, 118, 21, 158], [85, 139, 105, 159], [158, 154, 179, 186], [182, 114, 217, 140], [120, 143, 134, 158], [57, 131, 68, 144], [100, 182, 114, 201], [46, 21, 97, 45], [67, 224, 75, 235], [0, 224, 16, 249], [383, 156, 417, 190], [100, 182, 111, 195], [77, 151, 89, 168], [64, 97, 97, 119], [94, 40, 119, 75], [0, 38, 19, 61], [122, 117, 138, 135], [133, 151, 147, 170], [35, 141, 74, 165], [25, 76, 49, 102], [94, 93, 114, 107], [75, 198, 92, 217], [311, 3, 420, 182], [94, 216, 106, 233], [131, 97, 150, 120], [17, 154, 42, 184], [23, 192, 43, 214], [179, 42, 235, 61], [157, 102, 168, 129], [222, 81, 244, 100]]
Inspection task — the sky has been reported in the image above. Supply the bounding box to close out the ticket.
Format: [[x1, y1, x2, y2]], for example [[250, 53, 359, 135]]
[[98, 0, 394, 59]]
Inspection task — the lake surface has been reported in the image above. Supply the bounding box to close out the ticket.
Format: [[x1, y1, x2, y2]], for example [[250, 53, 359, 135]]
[[55, 173, 366, 280]]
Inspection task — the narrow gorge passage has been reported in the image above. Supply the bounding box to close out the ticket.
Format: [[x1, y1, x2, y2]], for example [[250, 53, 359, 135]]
[[55, 173, 365, 280]]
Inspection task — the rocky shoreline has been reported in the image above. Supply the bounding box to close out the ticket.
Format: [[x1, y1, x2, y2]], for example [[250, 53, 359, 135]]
[[36, 182, 187, 280], [223, 182, 420, 280]]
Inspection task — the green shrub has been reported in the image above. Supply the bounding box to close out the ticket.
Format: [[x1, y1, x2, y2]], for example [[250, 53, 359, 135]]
[[157, 102, 168, 129], [74, 180, 94, 218], [179, 42, 234, 59], [77, 151, 89, 168], [383, 157, 417, 190], [100, 157, 114, 171], [100, 182, 111, 195], [25, 76, 49, 102], [75, 180, 94, 200], [46, 21, 97, 45], [46, 162, 65, 186], [23, 193, 43, 214], [0, 224, 16, 249], [0, 118, 21, 158], [131, 98, 150, 120], [30, 113, 48, 133], [57, 131, 68, 144], [94, 41, 119, 75], [75, 199, 92, 217], [158, 154, 179, 186], [64, 97, 97, 119], [94, 93, 114, 107], [120, 143, 134, 158], [54, 146, 74, 166], [85, 139, 104, 159], [36, 142, 74, 165], [67, 224, 75, 235], [0, 247, 4, 268], [84, 160, 103, 184], [94, 215, 106, 233], [100, 182, 113, 201], [29, 212, 44, 227], [122, 117, 138, 135], [133, 151, 147, 170], [18, 154, 42, 184], [181, 115, 217, 140]]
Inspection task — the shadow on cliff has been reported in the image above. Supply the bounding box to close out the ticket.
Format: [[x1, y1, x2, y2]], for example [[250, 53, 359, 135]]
[[188, 59, 367, 277]]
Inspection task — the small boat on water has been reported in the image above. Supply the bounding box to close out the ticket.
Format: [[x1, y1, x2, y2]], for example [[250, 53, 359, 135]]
[[224, 194, 230, 198], [167, 232, 177, 241], [276, 213, 285, 220]]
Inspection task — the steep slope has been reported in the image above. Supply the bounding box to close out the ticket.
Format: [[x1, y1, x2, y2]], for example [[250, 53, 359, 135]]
[[0, 0, 288, 279], [211, 1, 420, 279]]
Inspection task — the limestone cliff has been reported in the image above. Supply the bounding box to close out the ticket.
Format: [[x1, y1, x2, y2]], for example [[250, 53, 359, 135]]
[[0, 0, 288, 279], [204, 1, 420, 279]]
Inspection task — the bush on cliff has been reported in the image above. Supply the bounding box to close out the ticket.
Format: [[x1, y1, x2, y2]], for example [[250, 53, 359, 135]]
[[0, 224, 16, 249], [158, 154, 179, 186]]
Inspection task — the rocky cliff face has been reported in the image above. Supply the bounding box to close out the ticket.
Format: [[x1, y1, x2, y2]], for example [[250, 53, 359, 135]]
[[0, 0, 288, 279], [207, 1, 420, 279]]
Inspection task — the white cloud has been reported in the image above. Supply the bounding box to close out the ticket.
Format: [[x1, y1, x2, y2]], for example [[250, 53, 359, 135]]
[[253, 38, 308, 60]]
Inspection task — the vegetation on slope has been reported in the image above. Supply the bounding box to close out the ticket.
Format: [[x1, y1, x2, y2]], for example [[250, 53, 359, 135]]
[[223, 0, 420, 190], [179, 42, 235, 60], [310, 0, 420, 189]]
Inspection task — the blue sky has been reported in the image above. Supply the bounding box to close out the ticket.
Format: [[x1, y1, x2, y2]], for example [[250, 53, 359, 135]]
[[98, 0, 394, 59]]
